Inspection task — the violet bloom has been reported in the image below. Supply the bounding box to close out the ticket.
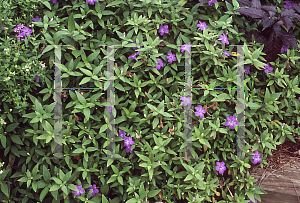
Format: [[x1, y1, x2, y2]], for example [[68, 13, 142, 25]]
[[158, 25, 169, 36], [105, 106, 112, 113], [215, 161, 226, 175], [126, 146, 135, 153], [180, 96, 192, 106], [264, 62, 273, 73], [222, 51, 231, 56], [32, 15, 43, 22], [225, 116, 238, 130], [165, 52, 177, 64], [284, 1, 294, 9], [72, 185, 84, 196], [251, 150, 262, 164], [86, 0, 98, 5], [180, 44, 192, 53], [195, 105, 206, 118], [119, 129, 126, 139], [49, 0, 57, 3], [281, 44, 288, 53], [21, 27, 33, 37], [87, 184, 99, 197], [124, 137, 134, 148], [197, 21, 208, 30], [128, 52, 139, 60], [35, 75, 40, 82], [220, 33, 229, 45], [63, 124, 67, 129], [208, 0, 217, 6], [156, 58, 164, 70], [1, 24, 4, 31], [132, 41, 142, 50], [244, 66, 250, 74], [16, 32, 25, 41], [246, 197, 258, 203], [14, 24, 25, 33]]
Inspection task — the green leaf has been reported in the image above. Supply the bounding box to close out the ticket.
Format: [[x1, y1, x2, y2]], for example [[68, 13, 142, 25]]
[[6, 123, 19, 132], [211, 93, 231, 102], [75, 91, 87, 105], [148, 7, 152, 18], [42, 1, 51, 10], [10, 135, 23, 145], [79, 77, 91, 85], [1, 136, 6, 148], [68, 12, 75, 33], [41, 45, 54, 55], [40, 187, 49, 202], [117, 176, 123, 185], [264, 88, 271, 103], [132, 60, 144, 69], [83, 108, 90, 120], [43, 166, 51, 182], [153, 117, 159, 129], [247, 102, 261, 109], [106, 0, 123, 7], [87, 51, 100, 62], [79, 68, 93, 76], [49, 184, 60, 191], [0, 182, 9, 197], [147, 189, 161, 198]]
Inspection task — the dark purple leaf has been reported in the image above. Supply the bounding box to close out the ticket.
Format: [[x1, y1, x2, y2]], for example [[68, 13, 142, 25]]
[[280, 30, 299, 49], [289, 14, 300, 21], [261, 5, 277, 13], [263, 30, 283, 62], [282, 17, 293, 31], [292, 2, 300, 13], [251, 0, 261, 9], [246, 29, 266, 44], [235, 7, 265, 18], [273, 21, 283, 37], [262, 17, 275, 31], [236, 0, 252, 7], [280, 9, 296, 17]]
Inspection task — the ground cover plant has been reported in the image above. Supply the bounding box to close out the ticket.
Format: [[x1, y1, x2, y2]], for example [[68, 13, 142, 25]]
[[0, 0, 300, 202]]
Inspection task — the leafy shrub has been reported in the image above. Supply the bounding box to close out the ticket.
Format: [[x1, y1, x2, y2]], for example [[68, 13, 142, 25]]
[[0, 0, 300, 202]]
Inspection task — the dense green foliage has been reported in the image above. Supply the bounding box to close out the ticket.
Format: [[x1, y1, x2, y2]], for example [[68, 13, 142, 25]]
[[0, 0, 300, 202]]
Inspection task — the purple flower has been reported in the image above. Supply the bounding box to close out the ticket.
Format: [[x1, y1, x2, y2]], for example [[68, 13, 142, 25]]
[[180, 44, 192, 53], [225, 116, 238, 130], [32, 15, 42, 22], [35, 75, 40, 82], [49, 0, 57, 3], [128, 52, 139, 60], [284, 1, 294, 9], [86, 0, 98, 5], [281, 44, 288, 53], [244, 66, 250, 74], [215, 161, 226, 175], [195, 105, 206, 118], [247, 197, 258, 203], [126, 146, 135, 153], [63, 124, 67, 129], [21, 27, 33, 37], [124, 137, 134, 148], [222, 51, 231, 56], [105, 106, 112, 113], [208, 0, 217, 6], [1, 24, 4, 31], [14, 24, 25, 33], [165, 52, 177, 64], [251, 150, 262, 164], [132, 41, 142, 50], [119, 129, 126, 139], [264, 62, 273, 73], [72, 185, 84, 196], [197, 21, 208, 30], [158, 25, 169, 36], [220, 33, 229, 45], [156, 58, 164, 70], [16, 32, 25, 41], [87, 184, 99, 197], [180, 96, 192, 106]]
